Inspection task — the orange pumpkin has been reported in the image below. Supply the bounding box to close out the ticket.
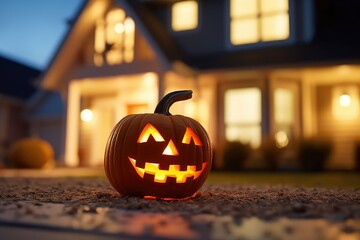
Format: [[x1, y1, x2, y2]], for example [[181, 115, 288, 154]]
[[8, 137, 54, 169], [104, 90, 212, 199]]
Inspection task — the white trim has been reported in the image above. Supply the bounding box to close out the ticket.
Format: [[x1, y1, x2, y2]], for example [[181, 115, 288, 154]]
[[65, 81, 80, 167]]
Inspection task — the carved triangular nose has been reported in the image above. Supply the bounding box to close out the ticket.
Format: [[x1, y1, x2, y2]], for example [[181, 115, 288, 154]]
[[162, 140, 179, 156]]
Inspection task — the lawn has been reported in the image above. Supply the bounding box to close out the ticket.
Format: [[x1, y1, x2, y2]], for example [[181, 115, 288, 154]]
[[207, 171, 360, 188]]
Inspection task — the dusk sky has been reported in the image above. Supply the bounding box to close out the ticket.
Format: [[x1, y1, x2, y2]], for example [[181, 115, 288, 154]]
[[0, 0, 84, 70]]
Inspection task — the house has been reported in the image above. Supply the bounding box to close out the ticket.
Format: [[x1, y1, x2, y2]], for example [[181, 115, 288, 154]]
[[26, 90, 65, 162], [0, 56, 40, 164], [40, 0, 360, 169]]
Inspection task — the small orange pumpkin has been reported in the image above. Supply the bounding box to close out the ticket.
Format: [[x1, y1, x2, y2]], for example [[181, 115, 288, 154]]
[[104, 90, 212, 199], [8, 137, 54, 169]]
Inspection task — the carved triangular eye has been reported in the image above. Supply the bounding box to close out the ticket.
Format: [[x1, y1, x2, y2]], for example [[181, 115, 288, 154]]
[[137, 123, 165, 143], [162, 140, 179, 156], [182, 127, 203, 146]]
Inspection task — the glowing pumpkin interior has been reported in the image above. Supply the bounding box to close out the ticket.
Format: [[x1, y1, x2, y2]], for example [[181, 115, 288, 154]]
[[128, 123, 207, 184]]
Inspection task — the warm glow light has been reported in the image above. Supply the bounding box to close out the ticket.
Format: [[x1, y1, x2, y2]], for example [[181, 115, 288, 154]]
[[231, 18, 259, 44], [137, 124, 165, 143], [225, 88, 262, 148], [94, 8, 135, 66], [231, 0, 257, 17], [260, 0, 288, 13], [95, 19, 105, 53], [275, 131, 289, 148], [124, 17, 135, 33], [230, 0, 289, 45], [274, 88, 294, 124], [124, 17, 135, 63], [145, 194, 197, 201], [81, 109, 93, 122], [339, 94, 351, 107], [182, 127, 203, 146], [172, 1, 198, 31], [129, 157, 207, 183], [162, 140, 179, 156], [114, 23, 124, 33], [261, 14, 289, 41], [332, 86, 359, 120]]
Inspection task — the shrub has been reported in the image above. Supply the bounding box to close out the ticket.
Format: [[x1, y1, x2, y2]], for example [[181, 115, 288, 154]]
[[297, 138, 332, 172], [222, 141, 251, 171], [260, 137, 283, 171]]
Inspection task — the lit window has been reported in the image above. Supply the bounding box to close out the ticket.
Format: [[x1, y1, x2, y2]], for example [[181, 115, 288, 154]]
[[224, 88, 262, 148], [172, 1, 198, 31], [274, 88, 293, 124], [274, 88, 294, 148], [94, 8, 135, 66], [230, 0, 289, 45]]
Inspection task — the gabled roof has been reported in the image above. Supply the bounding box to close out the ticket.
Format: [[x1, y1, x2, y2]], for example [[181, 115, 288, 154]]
[[42, 0, 360, 91], [0, 56, 40, 100], [41, 0, 111, 90], [41, 0, 180, 91]]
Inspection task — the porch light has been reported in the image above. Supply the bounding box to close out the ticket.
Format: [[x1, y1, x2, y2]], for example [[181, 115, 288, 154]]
[[332, 85, 359, 120], [81, 109, 93, 122], [339, 93, 351, 107]]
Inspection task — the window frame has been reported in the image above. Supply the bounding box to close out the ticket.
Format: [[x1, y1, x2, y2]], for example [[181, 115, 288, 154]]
[[170, 0, 201, 33], [226, 0, 296, 50], [93, 8, 136, 66]]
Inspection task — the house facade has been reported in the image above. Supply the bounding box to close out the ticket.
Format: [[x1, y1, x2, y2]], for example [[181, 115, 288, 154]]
[[41, 0, 360, 169]]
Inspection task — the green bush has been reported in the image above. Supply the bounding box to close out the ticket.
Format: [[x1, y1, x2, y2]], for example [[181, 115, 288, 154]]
[[222, 141, 251, 171], [297, 138, 332, 172], [260, 137, 284, 171]]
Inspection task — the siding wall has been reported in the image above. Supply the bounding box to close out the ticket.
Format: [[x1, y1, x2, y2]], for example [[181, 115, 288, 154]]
[[316, 84, 360, 169]]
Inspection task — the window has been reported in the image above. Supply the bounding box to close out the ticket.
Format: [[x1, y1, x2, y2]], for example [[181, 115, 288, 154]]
[[224, 88, 262, 148], [172, 1, 198, 31], [94, 8, 135, 66], [273, 88, 294, 148], [230, 0, 289, 45]]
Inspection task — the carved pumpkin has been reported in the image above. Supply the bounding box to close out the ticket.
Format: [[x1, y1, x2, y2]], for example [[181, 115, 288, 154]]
[[104, 90, 212, 199]]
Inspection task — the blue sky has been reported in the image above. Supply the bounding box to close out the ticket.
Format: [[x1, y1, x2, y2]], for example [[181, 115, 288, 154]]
[[0, 0, 84, 70]]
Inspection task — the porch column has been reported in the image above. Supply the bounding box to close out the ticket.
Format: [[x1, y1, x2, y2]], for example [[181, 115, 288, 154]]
[[65, 81, 80, 167]]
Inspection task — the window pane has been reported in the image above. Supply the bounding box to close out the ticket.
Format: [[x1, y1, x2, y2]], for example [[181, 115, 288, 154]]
[[274, 88, 294, 124], [172, 1, 198, 31], [226, 126, 261, 148], [94, 19, 105, 53], [230, 0, 257, 17], [261, 13, 289, 41], [225, 88, 261, 124], [106, 9, 126, 44], [231, 18, 259, 44], [260, 0, 288, 13]]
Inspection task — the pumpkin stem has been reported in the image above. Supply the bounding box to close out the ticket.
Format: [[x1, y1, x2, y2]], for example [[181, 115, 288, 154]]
[[154, 90, 193, 115]]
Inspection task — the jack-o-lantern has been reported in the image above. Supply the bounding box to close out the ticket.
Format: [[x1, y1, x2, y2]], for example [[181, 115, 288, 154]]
[[104, 90, 212, 199]]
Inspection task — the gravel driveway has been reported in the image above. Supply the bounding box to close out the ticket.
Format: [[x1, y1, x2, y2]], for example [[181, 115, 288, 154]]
[[1, 177, 360, 239]]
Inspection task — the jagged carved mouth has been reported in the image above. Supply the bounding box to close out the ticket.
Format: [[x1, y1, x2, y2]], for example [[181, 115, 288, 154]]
[[129, 157, 207, 183]]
